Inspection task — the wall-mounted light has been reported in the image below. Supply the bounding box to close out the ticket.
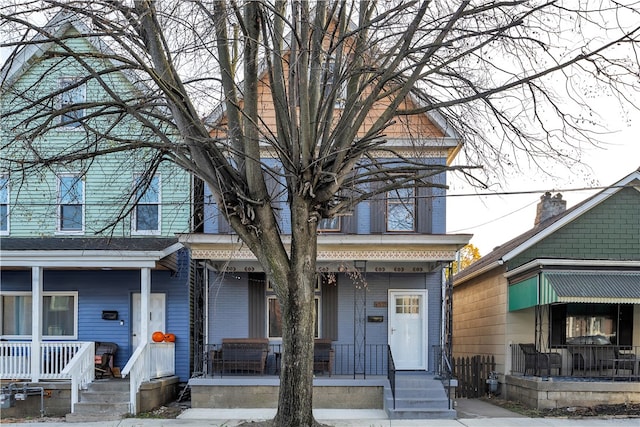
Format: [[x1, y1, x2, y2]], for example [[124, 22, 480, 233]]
[[120, 320, 125, 326]]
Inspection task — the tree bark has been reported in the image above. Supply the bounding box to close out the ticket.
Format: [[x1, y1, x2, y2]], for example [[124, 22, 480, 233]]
[[273, 195, 318, 427]]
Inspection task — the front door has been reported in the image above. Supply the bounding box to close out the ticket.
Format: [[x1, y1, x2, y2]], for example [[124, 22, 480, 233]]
[[388, 290, 427, 370], [132, 293, 166, 348]]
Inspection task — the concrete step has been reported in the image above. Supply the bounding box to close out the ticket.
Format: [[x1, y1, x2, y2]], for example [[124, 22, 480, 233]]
[[384, 373, 456, 419], [65, 379, 130, 423], [84, 379, 129, 392], [75, 390, 129, 404], [66, 411, 126, 423]]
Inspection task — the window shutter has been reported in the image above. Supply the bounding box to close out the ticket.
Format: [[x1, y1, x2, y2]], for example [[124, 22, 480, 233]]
[[417, 185, 432, 233], [248, 273, 266, 338], [321, 275, 338, 340], [370, 182, 385, 233]]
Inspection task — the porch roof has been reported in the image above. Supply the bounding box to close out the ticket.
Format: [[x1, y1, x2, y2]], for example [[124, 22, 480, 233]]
[[179, 233, 471, 264], [542, 271, 640, 304], [509, 270, 640, 310]]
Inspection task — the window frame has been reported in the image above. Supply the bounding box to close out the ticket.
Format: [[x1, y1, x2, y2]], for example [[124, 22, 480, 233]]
[[0, 174, 9, 235], [1, 291, 79, 340], [386, 185, 416, 232], [56, 173, 85, 234], [318, 216, 341, 232], [132, 174, 161, 235], [266, 295, 320, 340], [58, 76, 86, 129]]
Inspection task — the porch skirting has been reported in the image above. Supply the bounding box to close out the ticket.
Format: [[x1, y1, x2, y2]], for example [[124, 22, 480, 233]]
[[189, 377, 387, 409], [505, 375, 640, 410]]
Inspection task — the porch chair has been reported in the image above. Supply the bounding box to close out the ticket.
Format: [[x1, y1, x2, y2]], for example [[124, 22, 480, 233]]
[[313, 339, 334, 376], [519, 343, 562, 376], [95, 342, 118, 379]]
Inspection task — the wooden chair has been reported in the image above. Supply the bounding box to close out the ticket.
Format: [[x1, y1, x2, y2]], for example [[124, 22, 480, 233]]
[[95, 342, 118, 378]]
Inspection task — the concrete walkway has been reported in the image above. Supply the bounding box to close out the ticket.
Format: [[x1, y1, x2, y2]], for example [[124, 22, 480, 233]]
[[2, 399, 639, 426]]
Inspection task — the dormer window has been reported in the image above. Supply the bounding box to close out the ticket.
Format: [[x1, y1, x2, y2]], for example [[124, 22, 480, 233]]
[[58, 77, 85, 128]]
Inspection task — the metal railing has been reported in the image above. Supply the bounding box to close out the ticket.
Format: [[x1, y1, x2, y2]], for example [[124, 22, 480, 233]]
[[204, 342, 388, 377], [511, 343, 640, 380], [387, 345, 396, 410]]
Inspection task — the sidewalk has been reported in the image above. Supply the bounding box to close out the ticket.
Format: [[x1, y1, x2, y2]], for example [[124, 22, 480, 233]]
[[2, 400, 639, 427]]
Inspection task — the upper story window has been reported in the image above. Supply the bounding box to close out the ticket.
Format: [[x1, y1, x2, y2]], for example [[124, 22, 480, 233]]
[[318, 217, 341, 232], [386, 186, 416, 231], [1, 292, 78, 339], [324, 60, 346, 108], [58, 77, 86, 128], [0, 175, 8, 235], [57, 174, 84, 233], [133, 174, 160, 234]]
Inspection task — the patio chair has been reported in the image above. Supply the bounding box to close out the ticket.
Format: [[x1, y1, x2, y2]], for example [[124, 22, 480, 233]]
[[95, 342, 118, 379], [519, 343, 562, 376], [313, 339, 334, 376]]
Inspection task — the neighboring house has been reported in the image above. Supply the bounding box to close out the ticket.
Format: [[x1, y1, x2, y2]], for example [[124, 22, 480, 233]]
[[452, 169, 640, 409], [180, 38, 471, 418], [0, 13, 193, 417]]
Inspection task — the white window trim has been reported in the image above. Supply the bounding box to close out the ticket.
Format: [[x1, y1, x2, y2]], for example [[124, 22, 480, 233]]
[[132, 174, 162, 235], [266, 295, 320, 340], [58, 76, 86, 130], [386, 186, 416, 232], [0, 174, 9, 236], [56, 173, 85, 235], [0, 291, 79, 340]]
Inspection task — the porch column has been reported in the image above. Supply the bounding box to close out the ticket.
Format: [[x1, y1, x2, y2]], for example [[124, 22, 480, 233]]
[[141, 267, 151, 381], [31, 266, 43, 382]]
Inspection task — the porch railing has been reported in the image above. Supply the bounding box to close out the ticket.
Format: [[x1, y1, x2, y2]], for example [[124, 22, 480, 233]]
[[387, 345, 396, 410], [511, 343, 640, 381], [204, 342, 388, 377], [121, 342, 176, 415], [60, 342, 95, 412], [0, 341, 88, 380]]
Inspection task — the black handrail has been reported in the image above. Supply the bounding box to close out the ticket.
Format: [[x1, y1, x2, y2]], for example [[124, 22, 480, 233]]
[[387, 345, 396, 410]]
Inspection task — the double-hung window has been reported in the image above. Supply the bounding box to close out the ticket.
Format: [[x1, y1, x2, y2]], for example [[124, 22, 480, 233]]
[[386, 186, 416, 231], [58, 77, 86, 128], [324, 60, 347, 108], [318, 217, 341, 232], [267, 278, 320, 339], [1, 292, 78, 338], [58, 174, 84, 232], [133, 174, 160, 234], [0, 175, 8, 234]]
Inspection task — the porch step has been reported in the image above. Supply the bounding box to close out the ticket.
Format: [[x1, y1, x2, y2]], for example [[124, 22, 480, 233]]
[[384, 372, 456, 419], [65, 378, 130, 423]]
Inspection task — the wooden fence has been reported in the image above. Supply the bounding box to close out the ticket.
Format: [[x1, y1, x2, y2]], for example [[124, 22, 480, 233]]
[[452, 355, 496, 398]]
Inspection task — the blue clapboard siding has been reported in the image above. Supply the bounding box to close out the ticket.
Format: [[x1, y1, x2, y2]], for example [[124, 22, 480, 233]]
[[0, 263, 191, 382]]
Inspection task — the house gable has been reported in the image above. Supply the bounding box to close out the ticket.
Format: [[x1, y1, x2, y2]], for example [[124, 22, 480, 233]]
[[508, 186, 640, 269]]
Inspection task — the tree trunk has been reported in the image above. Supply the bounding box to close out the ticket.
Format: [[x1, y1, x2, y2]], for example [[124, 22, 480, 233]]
[[273, 196, 318, 427]]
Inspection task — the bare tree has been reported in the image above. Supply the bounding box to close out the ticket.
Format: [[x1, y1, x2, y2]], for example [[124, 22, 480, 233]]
[[2, 1, 640, 425]]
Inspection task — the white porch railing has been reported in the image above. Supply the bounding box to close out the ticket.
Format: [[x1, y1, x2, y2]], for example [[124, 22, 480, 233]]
[[0, 341, 89, 380], [121, 342, 175, 415], [60, 342, 95, 412]]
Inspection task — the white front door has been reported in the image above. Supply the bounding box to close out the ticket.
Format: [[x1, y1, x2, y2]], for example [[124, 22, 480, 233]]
[[132, 293, 166, 348], [388, 290, 427, 370]]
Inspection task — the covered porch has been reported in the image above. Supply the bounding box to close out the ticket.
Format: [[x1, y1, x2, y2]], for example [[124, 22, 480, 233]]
[[0, 239, 185, 417]]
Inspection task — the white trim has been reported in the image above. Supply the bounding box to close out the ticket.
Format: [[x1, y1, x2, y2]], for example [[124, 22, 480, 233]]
[[504, 259, 640, 279], [0, 243, 183, 268], [132, 174, 162, 235], [0, 174, 9, 236], [0, 291, 79, 340], [502, 171, 640, 262], [57, 76, 86, 129], [56, 173, 85, 234]]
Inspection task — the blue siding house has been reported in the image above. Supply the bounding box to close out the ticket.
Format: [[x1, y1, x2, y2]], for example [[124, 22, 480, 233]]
[[0, 12, 192, 417], [181, 49, 471, 417]]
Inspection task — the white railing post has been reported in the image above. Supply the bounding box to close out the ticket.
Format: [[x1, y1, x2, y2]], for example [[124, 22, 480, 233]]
[[31, 267, 43, 382]]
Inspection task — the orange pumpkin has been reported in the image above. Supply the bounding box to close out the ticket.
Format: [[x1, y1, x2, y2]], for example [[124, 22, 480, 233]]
[[164, 333, 176, 342], [152, 331, 165, 342]]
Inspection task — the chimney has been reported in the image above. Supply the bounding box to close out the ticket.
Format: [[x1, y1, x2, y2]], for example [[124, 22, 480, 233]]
[[534, 192, 566, 226]]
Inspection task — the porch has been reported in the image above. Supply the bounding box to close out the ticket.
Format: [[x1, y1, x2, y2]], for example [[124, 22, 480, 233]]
[[0, 340, 176, 418]]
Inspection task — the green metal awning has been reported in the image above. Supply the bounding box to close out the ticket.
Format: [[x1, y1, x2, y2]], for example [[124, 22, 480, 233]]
[[509, 271, 640, 311]]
